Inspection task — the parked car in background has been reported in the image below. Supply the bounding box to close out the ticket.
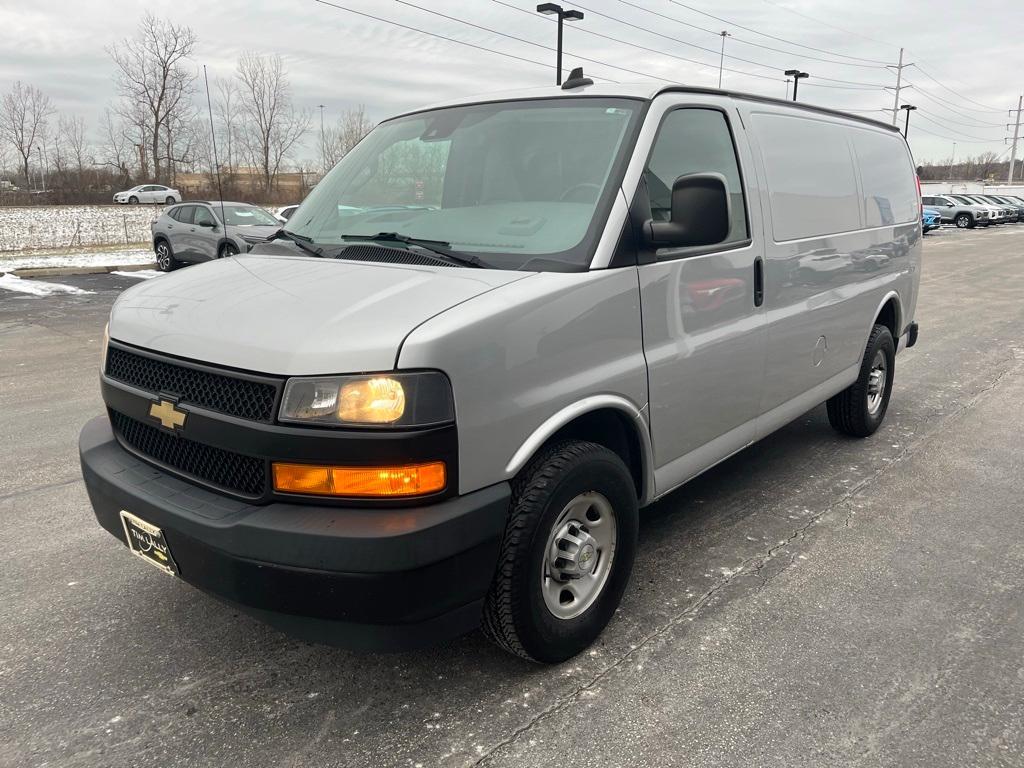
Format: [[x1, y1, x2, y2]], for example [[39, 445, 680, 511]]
[[954, 195, 1006, 224], [922, 207, 941, 233], [921, 194, 991, 228], [83, 81, 921, 662], [977, 194, 1024, 222], [275, 204, 299, 223], [151, 201, 281, 271], [114, 184, 181, 205]]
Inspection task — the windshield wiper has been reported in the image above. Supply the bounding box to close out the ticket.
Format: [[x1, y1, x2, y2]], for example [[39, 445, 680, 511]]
[[270, 228, 325, 258], [340, 232, 484, 268]]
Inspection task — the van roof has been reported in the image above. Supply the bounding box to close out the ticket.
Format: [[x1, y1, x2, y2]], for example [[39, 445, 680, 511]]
[[396, 82, 901, 134]]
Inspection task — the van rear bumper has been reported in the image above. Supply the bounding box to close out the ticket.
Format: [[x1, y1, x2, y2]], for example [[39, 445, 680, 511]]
[[79, 416, 510, 650]]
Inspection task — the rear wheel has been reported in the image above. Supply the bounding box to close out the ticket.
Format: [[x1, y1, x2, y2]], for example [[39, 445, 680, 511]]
[[154, 240, 178, 272], [827, 324, 896, 438], [955, 213, 972, 228], [165, 195, 175, 205], [482, 440, 638, 663]]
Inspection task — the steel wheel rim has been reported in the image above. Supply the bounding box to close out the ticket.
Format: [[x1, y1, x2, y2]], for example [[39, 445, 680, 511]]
[[156, 244, 170, 270], [541, 491, 617, 620], [866, 350, 887, 415]]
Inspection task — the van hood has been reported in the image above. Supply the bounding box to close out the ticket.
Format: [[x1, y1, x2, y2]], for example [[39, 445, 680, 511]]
[[109, 253, 533, 375]]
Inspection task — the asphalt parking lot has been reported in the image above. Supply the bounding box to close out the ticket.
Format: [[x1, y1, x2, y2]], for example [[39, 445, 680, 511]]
[[2, 225, 1022, 768]]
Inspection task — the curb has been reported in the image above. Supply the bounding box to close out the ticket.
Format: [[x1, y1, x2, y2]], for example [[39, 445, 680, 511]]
[[6, 263, 158, 278]]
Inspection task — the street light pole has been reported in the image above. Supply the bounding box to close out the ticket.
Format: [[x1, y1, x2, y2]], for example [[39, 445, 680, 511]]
[[948, 141, 957, 182], [784, 70, 809, 102], [900, 104, 917, 138], [718, 31, 731, 88], [318, 104, 326, 175], [536, 3, 584, 85]]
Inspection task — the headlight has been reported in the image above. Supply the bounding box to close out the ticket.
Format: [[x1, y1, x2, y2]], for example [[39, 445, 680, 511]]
[[100, 322, 109, 372], [279, 371, 454, 427]]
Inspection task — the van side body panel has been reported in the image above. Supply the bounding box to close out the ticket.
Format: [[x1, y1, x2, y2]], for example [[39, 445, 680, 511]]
[[397, 269, 649, 497], [738, 103, 921, 429]]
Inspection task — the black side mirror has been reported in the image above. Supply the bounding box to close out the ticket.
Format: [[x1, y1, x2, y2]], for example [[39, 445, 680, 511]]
[[645, 172, 730, 248], [198, 220, 216, 228]]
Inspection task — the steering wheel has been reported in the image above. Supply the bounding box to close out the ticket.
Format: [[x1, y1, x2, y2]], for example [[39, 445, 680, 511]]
[[559, 183, 602, 203]]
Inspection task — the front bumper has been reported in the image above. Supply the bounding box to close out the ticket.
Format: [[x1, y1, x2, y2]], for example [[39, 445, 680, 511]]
[[79, 415, 510, 650]]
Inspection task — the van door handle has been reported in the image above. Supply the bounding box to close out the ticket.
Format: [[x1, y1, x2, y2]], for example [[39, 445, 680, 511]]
[[753, 257, 764, 307]]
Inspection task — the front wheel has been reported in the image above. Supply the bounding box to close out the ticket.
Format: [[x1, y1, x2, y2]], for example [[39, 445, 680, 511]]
[[827, 324, 896, 438], [482, 440, 638, 663], [219, 242, 239, 258], [128, 196, 139, 205], [154, 240, 178, 272], [955, 213, 972, 228]]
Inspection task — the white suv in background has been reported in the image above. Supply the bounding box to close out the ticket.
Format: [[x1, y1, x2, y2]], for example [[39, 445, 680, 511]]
[[113, 184, 181, 205]]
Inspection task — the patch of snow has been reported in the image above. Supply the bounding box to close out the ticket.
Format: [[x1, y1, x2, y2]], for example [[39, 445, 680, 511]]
[[111, 269, 162, 280], [0, 247, 153, 272], [0, 274, 94, 296], [0, 205, 159, 251]]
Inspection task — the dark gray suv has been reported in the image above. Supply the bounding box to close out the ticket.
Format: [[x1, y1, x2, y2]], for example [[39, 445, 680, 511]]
[[151, 201, 281, 271]]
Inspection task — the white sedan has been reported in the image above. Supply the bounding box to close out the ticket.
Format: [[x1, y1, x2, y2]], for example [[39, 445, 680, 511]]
[[113, 184, 181, 205]]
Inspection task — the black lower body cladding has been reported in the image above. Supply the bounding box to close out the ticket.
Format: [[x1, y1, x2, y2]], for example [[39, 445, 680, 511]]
[[79, 416, 510, 650]]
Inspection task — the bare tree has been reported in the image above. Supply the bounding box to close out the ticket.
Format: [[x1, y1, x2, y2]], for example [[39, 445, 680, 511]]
[[108, 12, 196, 183], [214, 78, 239, 172], [236, 51, 310, 191], [99, 107, 133, 186], [0, 81, 55, 185], [59, 115, 90, 175], [323, 104, 374, 169]]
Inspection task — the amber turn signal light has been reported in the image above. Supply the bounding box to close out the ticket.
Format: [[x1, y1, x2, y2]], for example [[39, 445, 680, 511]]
[[272, 461, 446, 497]]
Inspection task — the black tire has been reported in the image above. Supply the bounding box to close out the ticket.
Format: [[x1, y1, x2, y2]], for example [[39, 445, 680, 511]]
[[827, 324, 896, 438], [954, 213, 972, 228], [165, 196, 175, 205], [482, 440, 638, 663], [219, 242, 239, 258], [154, 239, 178, 272], [128, 195, 139, 205]]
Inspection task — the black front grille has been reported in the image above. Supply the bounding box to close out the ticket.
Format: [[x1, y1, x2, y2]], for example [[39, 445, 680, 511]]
[[110, 411, 267, 497], [106, 347, 278, 423]]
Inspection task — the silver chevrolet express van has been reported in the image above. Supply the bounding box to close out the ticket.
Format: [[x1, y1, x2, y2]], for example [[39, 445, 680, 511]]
[[80, 75, 921, 663]]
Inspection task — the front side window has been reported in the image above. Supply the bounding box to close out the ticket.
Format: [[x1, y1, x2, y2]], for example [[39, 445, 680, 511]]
[[193, 206, 216, 227], [287, 98, 642, 270], [644, 108, 749, 251]]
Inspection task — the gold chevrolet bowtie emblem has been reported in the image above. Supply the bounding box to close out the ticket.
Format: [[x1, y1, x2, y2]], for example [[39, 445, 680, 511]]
[[149, 399, 187, 430]]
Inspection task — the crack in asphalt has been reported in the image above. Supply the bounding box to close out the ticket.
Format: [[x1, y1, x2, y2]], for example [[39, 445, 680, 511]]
[[0, 476, 81, 502], [471, 353, 1021, 768]]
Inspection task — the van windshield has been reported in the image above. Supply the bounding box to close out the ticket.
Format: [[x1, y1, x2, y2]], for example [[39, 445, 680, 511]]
[[285, 98, 642, 270]]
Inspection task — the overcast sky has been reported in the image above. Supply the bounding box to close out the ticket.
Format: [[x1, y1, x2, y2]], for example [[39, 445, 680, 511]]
[[1, 0, 1021, 166]]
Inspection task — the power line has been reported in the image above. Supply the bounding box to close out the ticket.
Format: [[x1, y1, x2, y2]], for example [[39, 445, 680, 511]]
[[913, 112, 1003, 143], [593, 0, 890, 86], [492, 0, 783, 83], [759, 0, 897, 52], [553, 0, 891, 88], [903, 81, 1007, 126], [661, 0, 891, 66], [911, 124, 1000, 145], [312, 0, 620, 83], [909, 63, 1005, 113], [395, 0, 675, 82], [915, 107, 1006, 132], [493, 0, 785, 83]]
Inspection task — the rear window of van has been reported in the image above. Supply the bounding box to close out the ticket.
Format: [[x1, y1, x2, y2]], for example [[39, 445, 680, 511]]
[[752, 113, 915, 241]]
